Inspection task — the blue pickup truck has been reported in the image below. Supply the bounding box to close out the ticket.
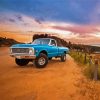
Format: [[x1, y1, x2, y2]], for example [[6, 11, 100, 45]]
[[10, 38, 69, 68]]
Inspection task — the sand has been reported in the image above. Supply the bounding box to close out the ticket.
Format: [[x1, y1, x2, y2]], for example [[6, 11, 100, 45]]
[[0, 47, 100, 100]]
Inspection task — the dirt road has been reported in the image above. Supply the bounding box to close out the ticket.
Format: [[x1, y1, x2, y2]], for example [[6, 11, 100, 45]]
[[0, 47, 100, 100]]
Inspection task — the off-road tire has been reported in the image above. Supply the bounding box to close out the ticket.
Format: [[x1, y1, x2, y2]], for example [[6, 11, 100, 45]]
[[60, 54, 66, 62], [15, 58, 29, 66], [35, 53, 48, 68]]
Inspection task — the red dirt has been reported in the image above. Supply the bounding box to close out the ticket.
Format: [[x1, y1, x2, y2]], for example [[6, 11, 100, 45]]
[[0, 47, 100, 100]]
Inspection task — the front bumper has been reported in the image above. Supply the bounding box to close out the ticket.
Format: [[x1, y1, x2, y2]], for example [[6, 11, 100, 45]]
[[10, 53, 36, 59]]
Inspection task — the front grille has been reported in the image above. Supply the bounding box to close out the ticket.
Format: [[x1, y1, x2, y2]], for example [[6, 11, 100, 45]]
[[12, 48, 29, 53]]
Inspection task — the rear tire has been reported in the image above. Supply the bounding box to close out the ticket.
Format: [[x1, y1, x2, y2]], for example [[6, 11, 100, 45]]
[[60, 54, 66, 62], [49, 57, 52, 60], [35, 53, 48, 68], [15, 58, 29, 66]]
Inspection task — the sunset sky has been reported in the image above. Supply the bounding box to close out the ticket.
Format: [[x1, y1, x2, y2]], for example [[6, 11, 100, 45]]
[[0, 0, 100, 44]]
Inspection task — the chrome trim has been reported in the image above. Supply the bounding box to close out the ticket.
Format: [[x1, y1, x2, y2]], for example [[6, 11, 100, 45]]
[[10, 47, 34, 48], [10, 53, 36, 59], [10, 47, 34, 54], [10, 47, 35, 59]]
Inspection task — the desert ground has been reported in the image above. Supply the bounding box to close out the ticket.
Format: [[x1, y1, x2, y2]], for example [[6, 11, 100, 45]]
[[0, 47, 100, 100]]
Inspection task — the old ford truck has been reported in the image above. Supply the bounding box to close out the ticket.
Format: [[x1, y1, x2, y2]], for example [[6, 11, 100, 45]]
[[10, 38, 69, 68]]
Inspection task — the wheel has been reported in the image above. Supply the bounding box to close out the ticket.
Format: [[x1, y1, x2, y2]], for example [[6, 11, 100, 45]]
[[49, 57, 52, 60], [35, 53, 48, 68], [15, 58, 29, 66], [60, 54, 66, 62]]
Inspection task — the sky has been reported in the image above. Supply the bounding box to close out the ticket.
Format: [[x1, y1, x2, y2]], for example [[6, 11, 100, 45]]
[[0, 0, 100, 44]]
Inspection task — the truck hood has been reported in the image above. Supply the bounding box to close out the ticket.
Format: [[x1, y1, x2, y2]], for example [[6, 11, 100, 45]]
[[11, 44, 49, 48]]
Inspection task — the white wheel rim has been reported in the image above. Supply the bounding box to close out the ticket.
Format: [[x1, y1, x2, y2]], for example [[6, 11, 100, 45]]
[[38, 57, 46, 65]]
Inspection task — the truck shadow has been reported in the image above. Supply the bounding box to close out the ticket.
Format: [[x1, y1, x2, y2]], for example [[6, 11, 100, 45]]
[[14, 58, 64, 69], [12, 58, 68, 75]]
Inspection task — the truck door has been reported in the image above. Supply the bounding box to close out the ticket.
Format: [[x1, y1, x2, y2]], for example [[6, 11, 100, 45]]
[[48, 40, 58, 57]]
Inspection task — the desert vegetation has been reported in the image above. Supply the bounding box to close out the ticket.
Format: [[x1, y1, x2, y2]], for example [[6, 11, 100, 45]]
[[69, 44, 100, 80], [0, 37, 22, 47], [33, 33, 70, 47]]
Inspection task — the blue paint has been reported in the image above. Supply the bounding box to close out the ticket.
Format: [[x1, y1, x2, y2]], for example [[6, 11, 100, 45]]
[[11, 43, 69, 58]]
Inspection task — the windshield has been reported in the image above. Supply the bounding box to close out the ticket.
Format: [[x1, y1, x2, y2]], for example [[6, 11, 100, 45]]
[[32, 38, 50, 45]]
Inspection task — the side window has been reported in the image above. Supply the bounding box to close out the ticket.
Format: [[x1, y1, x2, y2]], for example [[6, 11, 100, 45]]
[[51, 40, 56, 46]]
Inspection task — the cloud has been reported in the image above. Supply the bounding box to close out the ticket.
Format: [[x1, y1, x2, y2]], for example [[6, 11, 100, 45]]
[[0, 11, 100, 44], [0, 0, 100, 24], [0, 12, 44, 31], [34, 18, 42, 24], [16, 15, 23, 22], [9, 18, 16, 23], [50, 24, 99, 34]]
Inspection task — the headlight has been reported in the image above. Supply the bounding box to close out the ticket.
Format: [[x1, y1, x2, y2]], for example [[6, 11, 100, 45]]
[[29, 48, 34, 54]]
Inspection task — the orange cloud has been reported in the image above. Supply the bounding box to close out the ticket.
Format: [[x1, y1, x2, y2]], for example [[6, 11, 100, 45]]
[[51, 25, 100, 34]]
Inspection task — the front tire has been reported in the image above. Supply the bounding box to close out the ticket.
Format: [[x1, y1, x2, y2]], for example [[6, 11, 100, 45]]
[[60, 54, 66, 62], [15, 58, 29, 66], [35, 53, 48, 68]]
